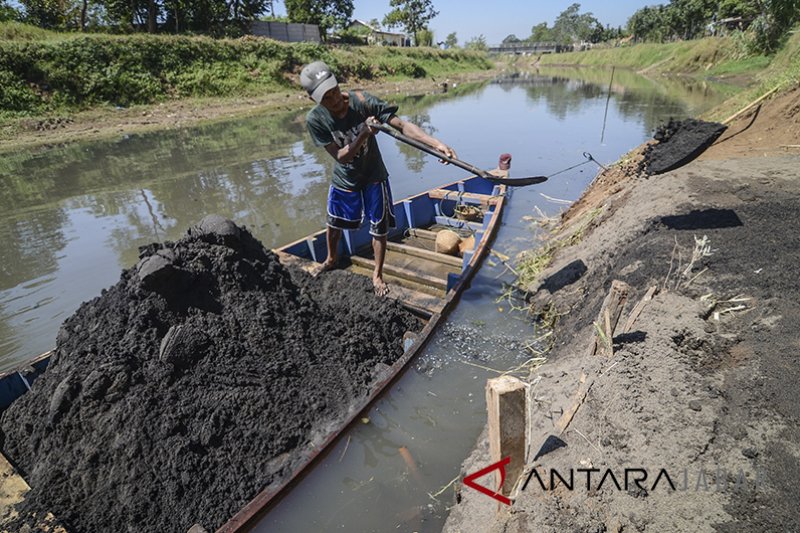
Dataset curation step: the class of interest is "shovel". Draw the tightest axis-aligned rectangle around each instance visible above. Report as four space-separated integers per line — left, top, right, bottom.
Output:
371 123 548 187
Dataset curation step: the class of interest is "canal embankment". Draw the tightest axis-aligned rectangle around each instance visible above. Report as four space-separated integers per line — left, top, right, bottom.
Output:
443 83 800 532
0 22 495 152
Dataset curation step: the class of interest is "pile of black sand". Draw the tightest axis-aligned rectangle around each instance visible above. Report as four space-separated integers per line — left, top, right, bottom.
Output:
642 118 727 175
0 215 420 532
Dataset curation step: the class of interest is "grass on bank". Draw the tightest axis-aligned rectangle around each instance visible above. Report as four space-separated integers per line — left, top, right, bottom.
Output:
703 29 800 123
532 28 800 122
515 207 604 292
0 21 492 119
0 20 67 41
536 37 772 79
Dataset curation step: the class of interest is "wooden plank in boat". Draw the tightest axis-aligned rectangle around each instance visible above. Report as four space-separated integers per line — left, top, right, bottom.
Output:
386 241 462 268
274 250 317 275
382 250 459 280
0 452 67 532
433 216 484 232
406 228 438 241
347 264 445 298
345 263 445 298
382 283 444 316
349 256 448 292
428 189 501 207
398 235 436 252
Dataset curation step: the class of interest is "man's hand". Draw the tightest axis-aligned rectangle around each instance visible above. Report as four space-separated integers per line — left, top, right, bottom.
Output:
364 116 380 136
434 142 457 163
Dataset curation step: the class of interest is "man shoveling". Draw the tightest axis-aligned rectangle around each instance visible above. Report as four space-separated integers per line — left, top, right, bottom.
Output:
300 61 456 296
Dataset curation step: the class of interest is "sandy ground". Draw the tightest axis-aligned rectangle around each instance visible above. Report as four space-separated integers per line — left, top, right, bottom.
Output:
0 70 499 153
443 87 800 532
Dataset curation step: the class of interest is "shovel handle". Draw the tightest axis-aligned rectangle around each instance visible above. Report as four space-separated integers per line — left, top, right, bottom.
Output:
371 123 492 179
371 122 548 187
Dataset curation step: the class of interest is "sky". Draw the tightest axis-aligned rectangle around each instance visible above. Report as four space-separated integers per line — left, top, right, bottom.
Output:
275 1 662 45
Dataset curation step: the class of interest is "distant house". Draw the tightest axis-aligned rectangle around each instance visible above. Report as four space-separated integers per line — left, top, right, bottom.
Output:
348 20 408 46
708 17 754 36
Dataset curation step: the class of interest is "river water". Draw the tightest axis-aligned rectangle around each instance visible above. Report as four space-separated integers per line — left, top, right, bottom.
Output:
0 68 727 531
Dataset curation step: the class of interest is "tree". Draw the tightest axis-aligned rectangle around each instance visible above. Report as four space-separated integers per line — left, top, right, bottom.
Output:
0 1 20 21
502 34 520 43
751 0 800 52
627 5 665 41
19 0 96 28
382 0 438 43
416 28 433 46
529 22 553 42
285 0 354 37
444 31 457 48
551 3 601 44
717 0 759 19
464 34 487 51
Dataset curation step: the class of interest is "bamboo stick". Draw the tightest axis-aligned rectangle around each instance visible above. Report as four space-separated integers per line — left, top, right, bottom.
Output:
722 85 781 125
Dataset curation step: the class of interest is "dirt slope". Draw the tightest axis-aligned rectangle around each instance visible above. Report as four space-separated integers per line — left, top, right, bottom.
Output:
444 87 800 532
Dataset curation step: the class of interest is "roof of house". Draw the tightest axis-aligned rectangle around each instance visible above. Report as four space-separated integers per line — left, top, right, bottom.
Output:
348 19 405 37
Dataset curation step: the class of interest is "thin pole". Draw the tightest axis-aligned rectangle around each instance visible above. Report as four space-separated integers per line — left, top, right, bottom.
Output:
600 66 615 144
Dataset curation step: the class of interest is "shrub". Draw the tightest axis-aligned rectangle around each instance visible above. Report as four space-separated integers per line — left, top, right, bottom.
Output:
0 33 489 114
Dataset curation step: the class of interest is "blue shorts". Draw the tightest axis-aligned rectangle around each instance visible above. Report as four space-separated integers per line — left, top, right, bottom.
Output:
327 181 396 237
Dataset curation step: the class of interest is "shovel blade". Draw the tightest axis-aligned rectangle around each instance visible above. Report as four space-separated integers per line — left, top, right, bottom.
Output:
484 175 548 187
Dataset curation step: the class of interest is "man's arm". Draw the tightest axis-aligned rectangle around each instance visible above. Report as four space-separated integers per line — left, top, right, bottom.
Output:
324 121 378 164
386 115 457 160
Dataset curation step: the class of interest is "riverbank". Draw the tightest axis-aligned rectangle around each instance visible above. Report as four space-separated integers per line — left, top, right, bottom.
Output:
443 85 800 531
0 24 495 152
531 31 800 125
0 68 498 153
5 30 798 154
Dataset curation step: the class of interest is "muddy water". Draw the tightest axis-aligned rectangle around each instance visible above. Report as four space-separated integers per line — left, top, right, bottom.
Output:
0 69 726 530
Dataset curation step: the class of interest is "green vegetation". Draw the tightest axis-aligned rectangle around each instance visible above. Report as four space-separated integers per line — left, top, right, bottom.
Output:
516 207 603 291
532 28 800 123
382 0 438 38
703 29 800 122
464 34 487 51
0 23 491 118
628 0 799 54
537 37 772 77
283 0 354 36
0 19 58 40
513 3 623 47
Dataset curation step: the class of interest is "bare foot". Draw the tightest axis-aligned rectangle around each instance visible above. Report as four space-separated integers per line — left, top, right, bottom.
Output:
373 277 390 297
312 259 336 277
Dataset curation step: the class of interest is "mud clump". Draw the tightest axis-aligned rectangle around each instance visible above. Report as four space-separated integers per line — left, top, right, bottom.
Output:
642 118 727 175
0 216 420 532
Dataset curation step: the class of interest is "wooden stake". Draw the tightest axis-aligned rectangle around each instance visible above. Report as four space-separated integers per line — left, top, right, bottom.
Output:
589 280 631 356
486 376 528 501
556 371 593 434
623 286 658 333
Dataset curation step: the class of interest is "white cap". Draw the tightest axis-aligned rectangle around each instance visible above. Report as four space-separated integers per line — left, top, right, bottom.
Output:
300 61 339 104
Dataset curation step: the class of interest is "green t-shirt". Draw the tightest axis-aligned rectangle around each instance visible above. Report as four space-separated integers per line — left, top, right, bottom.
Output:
306 90 398 191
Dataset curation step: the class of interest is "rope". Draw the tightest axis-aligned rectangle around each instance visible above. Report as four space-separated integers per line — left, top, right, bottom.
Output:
546 151 608 179
583 151 608 171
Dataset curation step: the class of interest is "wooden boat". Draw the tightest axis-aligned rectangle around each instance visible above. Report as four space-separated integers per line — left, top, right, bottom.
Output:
275 172 508 317
0 167 510 533
221 170 510 532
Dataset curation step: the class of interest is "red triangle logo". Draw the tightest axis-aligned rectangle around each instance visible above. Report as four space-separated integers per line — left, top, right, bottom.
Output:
463 456 512 506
